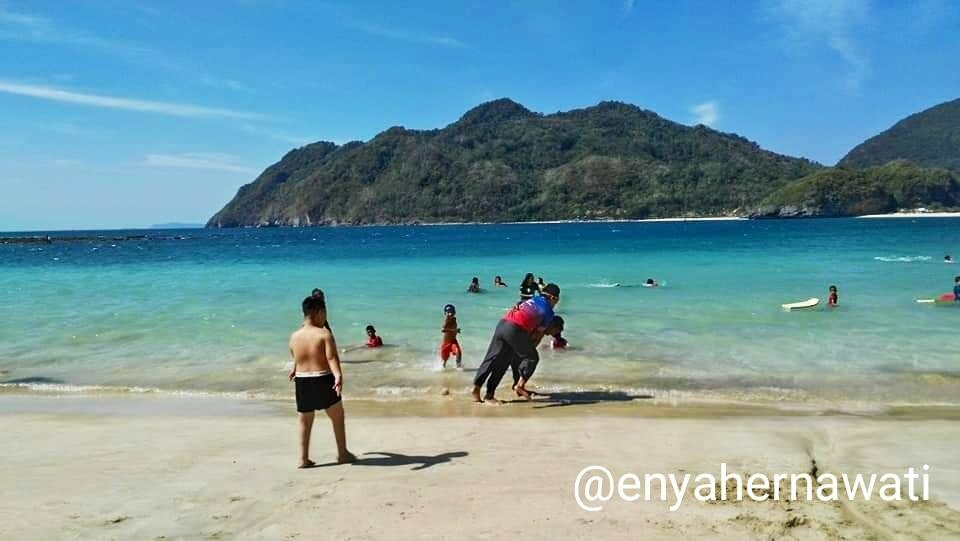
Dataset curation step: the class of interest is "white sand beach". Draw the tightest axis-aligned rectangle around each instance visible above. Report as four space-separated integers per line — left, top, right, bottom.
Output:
857 211 960 219
1 395 958 540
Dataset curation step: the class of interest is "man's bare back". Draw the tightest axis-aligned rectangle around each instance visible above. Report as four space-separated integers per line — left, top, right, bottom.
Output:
289 323 337 376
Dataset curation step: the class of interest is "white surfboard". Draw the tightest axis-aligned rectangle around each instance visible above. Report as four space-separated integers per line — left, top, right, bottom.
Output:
782 297 820 311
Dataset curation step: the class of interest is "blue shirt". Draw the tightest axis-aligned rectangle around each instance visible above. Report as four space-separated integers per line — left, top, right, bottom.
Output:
504 295 555 332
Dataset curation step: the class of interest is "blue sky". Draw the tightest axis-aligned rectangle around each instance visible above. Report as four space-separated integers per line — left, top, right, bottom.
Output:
1 0 958 230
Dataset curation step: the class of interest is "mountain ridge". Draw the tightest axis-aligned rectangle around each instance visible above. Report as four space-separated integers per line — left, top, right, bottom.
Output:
838 98 960 171
209 98 820 227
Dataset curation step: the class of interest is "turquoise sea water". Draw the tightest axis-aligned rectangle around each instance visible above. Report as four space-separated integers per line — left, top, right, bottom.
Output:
1 219 959 408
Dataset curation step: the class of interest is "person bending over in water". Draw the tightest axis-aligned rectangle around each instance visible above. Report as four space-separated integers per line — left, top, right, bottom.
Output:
288 295 354 468
827 285 839 308
365 325 383 348
472 283 560 403
508 315 565 397
467 277 481 293
519 273 539 302
440 304 463 369
494 275 508 288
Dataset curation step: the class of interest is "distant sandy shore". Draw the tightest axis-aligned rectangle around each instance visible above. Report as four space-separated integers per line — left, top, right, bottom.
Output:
857 211 960 219
1 395 958 539
413 216 746 227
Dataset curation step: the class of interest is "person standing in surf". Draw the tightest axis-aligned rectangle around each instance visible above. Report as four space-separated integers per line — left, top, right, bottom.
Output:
472 283 560 403
519 273 539 303
311 288 333 331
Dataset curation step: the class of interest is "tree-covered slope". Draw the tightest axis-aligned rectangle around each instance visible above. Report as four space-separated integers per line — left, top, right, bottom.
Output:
208 99 820 227
838 98 960 171
751 161 960 218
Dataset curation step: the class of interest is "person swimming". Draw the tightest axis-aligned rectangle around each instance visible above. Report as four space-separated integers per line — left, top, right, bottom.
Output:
494 275 508 288
519 273 539 302
946 255 954 264
467 277 481 293
642 278 658 288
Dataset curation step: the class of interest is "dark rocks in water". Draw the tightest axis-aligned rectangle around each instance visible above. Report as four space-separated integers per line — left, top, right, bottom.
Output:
1 234 150 244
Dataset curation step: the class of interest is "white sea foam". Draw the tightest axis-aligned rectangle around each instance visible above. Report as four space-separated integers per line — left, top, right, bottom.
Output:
874 255 932 263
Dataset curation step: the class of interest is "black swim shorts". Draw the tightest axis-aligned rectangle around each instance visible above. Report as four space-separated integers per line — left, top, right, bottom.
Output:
295 374 342 412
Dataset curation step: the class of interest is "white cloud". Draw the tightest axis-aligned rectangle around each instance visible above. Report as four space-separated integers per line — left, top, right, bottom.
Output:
239 123 355 147
0 80 265 120
143 153 259 175
50 159 82 167
770 0 870 93
691 100 719 127
0 6 180 70
359 24 465 48
0 6 251 92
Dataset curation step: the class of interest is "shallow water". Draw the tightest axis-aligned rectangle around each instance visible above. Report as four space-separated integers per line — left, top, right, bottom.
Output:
1 219 959 407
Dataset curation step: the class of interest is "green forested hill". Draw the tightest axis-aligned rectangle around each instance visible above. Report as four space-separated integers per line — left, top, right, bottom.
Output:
838 98 960 171
207 99 819 226
751 161 960 218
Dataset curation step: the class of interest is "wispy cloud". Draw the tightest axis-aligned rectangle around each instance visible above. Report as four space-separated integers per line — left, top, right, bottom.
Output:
691 100 719 127
358 24 465 48
0 6 180 70
0 6 250 92
0 80 265 120
769 0 870 94
239 123 356 147
143 153 259 175
623 0 636 12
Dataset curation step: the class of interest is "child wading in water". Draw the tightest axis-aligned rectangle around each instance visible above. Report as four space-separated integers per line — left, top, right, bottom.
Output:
827 285 839 308
288 295 354 468
440 304 463 369
365 325 383 348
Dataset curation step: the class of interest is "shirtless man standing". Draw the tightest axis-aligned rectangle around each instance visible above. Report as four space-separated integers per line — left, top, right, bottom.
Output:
289 295 355 468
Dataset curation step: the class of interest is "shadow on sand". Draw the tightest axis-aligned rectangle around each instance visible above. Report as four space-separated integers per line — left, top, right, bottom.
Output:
315 451 469 470
1 376 66 385
525 390 654 409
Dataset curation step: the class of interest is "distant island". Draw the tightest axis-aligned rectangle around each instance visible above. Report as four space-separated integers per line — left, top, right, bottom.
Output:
208 98 960 227
151 222 205 229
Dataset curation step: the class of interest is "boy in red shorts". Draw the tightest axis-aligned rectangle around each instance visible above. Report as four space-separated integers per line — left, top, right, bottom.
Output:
439 304 463 369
